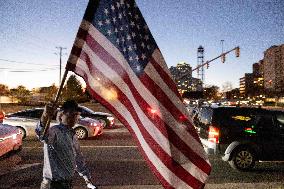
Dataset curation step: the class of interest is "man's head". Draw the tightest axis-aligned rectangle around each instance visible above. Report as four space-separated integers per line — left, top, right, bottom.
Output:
58 100 81 127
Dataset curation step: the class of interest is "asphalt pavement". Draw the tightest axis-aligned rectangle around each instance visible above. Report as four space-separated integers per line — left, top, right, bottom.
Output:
0 125 284 189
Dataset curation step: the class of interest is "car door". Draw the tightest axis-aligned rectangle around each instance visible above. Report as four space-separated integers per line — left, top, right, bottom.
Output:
255 114 281 160
19 109 41 136
274 113 284 160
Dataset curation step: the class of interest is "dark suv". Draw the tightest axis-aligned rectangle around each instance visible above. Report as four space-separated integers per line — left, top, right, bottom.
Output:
194 106 284 171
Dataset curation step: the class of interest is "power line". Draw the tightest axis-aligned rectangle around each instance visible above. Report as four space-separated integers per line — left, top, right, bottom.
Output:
0 58 58 67
0 67 58 72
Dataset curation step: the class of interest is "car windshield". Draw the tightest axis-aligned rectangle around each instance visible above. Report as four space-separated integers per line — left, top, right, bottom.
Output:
276 114 284 125
79 106 96 114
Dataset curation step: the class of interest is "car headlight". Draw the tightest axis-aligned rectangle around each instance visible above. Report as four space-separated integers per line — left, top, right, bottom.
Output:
107 117 114 121
91 122 98 126
12 134 17 139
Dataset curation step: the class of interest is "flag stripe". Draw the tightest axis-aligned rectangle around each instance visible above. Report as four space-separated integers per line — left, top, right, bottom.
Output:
85 85 175 189
79 25 210 165
69 1 211 187
141 63 201 141
75 37 210 179
74 60 195 188
148 56 182 100
151 49 175 83
78 42 210 178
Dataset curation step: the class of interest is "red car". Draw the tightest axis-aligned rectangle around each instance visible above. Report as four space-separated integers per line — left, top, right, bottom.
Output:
0 124 23 157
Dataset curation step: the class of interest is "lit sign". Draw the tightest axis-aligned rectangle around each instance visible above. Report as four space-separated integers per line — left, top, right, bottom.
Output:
244 127 256 134
232 116 251 121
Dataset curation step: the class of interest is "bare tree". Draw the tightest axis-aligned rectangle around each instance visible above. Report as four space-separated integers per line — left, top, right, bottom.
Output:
222 81 233 92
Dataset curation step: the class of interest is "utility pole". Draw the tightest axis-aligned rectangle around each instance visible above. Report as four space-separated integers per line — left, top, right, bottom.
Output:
221 40 224 53
55 47 67 86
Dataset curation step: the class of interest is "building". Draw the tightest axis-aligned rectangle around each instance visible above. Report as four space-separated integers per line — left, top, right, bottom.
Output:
252 62 261 76
169 62 202 94
0 96 19 103
263 44 284 96
252 62 264 97
239 73 254 97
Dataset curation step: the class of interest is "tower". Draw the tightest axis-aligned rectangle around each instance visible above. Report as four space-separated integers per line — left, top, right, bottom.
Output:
197 46 205 83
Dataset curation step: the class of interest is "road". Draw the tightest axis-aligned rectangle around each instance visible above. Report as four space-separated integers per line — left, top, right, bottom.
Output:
0 125 284 189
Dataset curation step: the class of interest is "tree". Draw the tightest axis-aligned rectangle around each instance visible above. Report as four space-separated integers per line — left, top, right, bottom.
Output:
10 85 31 103
62 75 86 102
222 81 233 92
38 84 58 102
0 84 9 95
182 91 204 99
204 85 219 100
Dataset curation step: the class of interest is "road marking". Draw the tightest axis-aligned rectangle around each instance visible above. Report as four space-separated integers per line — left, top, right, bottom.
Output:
0 163 42 176
15 163 41 171
81 145 138 148
23 145 138 149
104 128 128 133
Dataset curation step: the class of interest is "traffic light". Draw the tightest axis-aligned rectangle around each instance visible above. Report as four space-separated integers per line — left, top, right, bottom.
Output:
206 63 209 69
235 47 240 57
221 54 226 63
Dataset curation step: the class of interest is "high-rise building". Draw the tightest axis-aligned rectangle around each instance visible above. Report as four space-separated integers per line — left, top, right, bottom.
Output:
239 73 254 97
252 62 264 97
169 62 202 94
252 62 261 76
263 44 284 96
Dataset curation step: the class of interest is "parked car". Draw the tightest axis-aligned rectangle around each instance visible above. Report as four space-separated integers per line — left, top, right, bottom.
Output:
0 123 23 157
78 105 115 128
0 110 5 123
194 106 284 171
4 108 103 140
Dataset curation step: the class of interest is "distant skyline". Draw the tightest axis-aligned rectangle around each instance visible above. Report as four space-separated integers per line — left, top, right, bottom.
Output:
0 0 283 90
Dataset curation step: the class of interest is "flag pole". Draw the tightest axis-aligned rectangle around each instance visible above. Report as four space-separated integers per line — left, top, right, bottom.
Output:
41 68 69 137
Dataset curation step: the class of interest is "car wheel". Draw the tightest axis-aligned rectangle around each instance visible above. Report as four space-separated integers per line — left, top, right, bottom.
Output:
16 126 26 139
74 127 88 139
229 147 256 171
98 119 107 128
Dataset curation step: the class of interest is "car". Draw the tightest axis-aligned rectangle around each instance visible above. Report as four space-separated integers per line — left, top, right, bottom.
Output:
194 106 284 171
0 110 5 123
78 105 115 128
4 108 103 140
0 123 23 157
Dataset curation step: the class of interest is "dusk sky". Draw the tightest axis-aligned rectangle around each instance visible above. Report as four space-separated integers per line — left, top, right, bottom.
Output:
0 0 283 90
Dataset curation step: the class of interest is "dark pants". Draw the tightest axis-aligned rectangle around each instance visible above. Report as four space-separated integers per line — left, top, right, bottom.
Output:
50 180 72 189
41 178 72 189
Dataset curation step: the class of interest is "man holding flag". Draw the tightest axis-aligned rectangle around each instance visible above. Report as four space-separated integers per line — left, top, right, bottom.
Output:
36 100 98 189
46 0 211 188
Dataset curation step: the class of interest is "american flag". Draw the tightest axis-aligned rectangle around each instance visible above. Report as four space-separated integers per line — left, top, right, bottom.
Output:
67 0 211 188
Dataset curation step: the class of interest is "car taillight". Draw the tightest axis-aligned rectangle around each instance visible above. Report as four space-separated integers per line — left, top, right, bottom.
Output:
12 133 17 139
91 122 98 126
107 117 115 125
208 126 219 143
17 129 22 135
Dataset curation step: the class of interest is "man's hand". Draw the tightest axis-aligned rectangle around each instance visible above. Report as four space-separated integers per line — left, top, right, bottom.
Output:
83 175 98 189
40 102 57 127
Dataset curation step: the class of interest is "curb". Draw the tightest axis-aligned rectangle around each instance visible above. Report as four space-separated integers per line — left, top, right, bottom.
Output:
72 183 284 189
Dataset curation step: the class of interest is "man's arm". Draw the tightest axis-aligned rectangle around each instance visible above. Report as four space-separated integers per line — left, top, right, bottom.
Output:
73 136 97 189
35 103 57 142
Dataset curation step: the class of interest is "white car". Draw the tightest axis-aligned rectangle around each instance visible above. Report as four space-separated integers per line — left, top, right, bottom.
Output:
4 108 103 139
